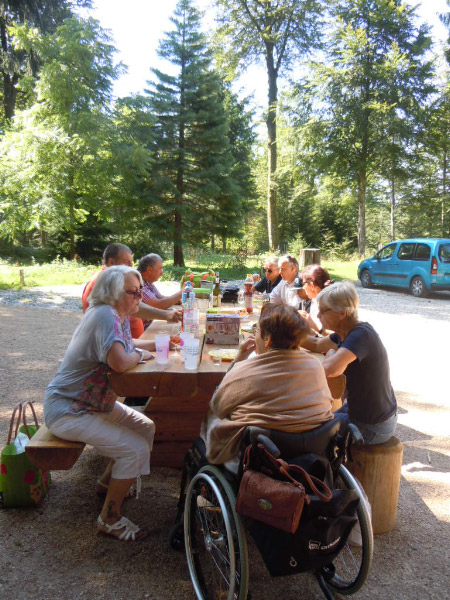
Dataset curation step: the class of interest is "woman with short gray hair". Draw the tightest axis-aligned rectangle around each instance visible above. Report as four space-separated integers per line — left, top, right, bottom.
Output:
44 266 157 541
302 280 397 444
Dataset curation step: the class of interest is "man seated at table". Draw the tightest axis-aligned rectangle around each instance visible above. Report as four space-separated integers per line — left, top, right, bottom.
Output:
137 253 183 328
253 256 282 294
82 244 181 339
270 254 307 309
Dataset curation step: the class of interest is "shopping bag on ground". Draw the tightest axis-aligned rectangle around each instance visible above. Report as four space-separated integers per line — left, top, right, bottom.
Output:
0 402 50 508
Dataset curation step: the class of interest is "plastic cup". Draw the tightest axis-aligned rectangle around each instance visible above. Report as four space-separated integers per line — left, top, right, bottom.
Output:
180 331 194 359
212 353 222 367
184 337 200 370
155 333 170 365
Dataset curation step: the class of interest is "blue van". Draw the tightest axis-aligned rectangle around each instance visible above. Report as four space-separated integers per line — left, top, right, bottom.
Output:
357 238 450 297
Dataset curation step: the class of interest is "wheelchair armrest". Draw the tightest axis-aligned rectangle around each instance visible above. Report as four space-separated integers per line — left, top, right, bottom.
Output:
348 423 364 445
256 434 280 459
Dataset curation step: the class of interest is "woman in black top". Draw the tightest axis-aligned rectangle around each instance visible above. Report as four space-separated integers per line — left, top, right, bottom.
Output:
302 280 397 444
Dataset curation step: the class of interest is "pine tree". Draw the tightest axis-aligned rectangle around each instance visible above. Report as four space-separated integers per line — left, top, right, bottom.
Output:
145 0 238 266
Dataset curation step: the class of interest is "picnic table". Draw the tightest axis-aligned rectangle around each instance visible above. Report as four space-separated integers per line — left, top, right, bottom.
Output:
108 310 345 469
108 313 245 468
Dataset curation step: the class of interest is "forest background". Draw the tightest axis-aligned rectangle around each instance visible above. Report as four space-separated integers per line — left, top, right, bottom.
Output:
1 0 450 270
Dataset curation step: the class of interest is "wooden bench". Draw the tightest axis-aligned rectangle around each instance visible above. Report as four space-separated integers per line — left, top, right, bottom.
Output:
25 425 85 471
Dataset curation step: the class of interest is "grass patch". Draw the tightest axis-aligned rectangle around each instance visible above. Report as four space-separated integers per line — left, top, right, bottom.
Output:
0 260 96 289
0 254 360 289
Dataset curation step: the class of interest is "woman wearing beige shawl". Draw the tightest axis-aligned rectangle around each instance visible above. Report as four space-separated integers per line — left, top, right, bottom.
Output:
204 303 334 464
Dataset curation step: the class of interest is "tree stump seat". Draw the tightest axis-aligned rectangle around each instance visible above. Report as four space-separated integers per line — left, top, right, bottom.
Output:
25 425 85 471
347 436 403 535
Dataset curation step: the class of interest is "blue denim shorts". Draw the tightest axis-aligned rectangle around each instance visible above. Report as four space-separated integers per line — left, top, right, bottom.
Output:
336 404 398 445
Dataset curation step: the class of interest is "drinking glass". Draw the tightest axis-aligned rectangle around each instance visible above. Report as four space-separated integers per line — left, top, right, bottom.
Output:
155 333 170 365
170 323 181 357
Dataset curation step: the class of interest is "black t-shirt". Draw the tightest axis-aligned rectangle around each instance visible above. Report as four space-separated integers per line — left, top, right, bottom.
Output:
330 322 396 425
254 274 282 294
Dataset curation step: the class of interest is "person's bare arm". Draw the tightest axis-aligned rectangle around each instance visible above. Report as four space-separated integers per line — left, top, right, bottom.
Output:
135 302 182 322
323 347 357 377
144 291 182 310
106 341 153 373
301 334 337 354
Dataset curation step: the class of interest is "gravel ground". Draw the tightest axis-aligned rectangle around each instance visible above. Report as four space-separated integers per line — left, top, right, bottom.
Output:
0 281 449 600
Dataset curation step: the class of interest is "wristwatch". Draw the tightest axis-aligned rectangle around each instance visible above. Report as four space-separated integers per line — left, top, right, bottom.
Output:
134 348 144 361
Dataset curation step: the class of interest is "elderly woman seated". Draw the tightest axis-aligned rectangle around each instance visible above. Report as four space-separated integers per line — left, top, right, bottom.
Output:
302 280 397 445
203 302 334 468
44 266 157 542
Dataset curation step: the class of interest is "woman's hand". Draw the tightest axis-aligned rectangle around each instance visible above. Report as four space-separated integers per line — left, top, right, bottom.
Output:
140 349 154 361
235 334 256 362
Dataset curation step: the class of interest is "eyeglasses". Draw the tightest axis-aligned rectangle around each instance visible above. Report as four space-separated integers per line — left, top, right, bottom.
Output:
125 287 143 300
265 268 278 274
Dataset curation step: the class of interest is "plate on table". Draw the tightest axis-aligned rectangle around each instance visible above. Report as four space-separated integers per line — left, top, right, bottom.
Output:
208 349 238 362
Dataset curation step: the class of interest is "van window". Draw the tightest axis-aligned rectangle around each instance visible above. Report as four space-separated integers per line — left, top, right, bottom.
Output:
438 243 450 263
414 244 431 261
398 243 415 260
377 244 396 260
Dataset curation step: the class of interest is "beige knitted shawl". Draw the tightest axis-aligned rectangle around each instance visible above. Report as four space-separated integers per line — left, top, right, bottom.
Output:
205 349 334 464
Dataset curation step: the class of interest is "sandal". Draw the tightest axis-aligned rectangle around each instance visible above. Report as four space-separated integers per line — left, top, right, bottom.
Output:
95 476 141 499
97 515 147 541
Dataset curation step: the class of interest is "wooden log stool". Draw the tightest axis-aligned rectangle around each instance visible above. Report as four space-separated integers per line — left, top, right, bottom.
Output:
347 436 403 535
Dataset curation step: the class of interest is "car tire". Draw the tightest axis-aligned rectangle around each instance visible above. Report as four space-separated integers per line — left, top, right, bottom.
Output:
360 269 373 288
410 276 428 298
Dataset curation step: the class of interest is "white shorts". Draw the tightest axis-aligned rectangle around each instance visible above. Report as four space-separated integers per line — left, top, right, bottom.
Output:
50 402 155 479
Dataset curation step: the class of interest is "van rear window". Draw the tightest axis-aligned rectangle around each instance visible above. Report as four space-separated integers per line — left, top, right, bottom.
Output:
414 244 431 261
438 243 450 263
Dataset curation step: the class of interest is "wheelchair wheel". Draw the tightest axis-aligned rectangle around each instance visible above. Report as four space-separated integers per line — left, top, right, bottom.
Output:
319 464 373 595
184 465 249 600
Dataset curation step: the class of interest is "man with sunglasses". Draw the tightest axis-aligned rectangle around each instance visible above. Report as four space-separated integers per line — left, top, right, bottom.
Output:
253 257 282 294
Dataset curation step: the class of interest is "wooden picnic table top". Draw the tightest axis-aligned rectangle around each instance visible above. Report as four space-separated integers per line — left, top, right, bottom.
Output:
108 309 259 398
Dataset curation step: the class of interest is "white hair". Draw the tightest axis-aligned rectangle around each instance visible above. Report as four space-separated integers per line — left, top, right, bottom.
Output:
317 280 359 319
88 265 143 307
265 256 279 267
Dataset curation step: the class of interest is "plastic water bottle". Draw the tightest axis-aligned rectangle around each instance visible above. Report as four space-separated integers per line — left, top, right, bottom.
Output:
183 290 200 337
182 281 192 304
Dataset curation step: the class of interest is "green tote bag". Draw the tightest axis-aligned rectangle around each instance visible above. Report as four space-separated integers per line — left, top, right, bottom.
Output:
0 403 50 508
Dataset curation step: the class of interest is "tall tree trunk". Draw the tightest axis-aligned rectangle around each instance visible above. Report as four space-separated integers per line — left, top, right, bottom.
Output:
357 170 367 257
390 178 395 241
265 46 279 251
69 196 75 259
442 151 447 237
2 72 18 122
211 235 215 252
174 119 185 267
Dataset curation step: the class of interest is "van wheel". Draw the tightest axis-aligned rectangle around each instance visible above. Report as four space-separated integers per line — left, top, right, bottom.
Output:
410 276 428 298
360 270 372 288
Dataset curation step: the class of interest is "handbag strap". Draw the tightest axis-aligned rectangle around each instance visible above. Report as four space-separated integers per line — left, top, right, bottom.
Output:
278 462 332 502
243 443 332 503
22 401 40 438
6 404 23 445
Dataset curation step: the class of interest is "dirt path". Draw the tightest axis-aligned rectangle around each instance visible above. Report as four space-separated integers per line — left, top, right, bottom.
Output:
0 285 449 599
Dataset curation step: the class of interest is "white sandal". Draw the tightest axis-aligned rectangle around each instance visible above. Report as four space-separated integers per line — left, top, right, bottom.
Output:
97 515 146 541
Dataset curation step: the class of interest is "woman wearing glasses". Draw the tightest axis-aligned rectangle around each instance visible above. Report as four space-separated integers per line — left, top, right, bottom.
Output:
44 266 156 541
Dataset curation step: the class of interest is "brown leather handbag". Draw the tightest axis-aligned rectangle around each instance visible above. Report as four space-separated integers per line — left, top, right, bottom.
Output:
236 444 332 534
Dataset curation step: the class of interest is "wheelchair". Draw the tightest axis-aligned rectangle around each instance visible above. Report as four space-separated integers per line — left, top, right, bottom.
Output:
169 414 373 600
